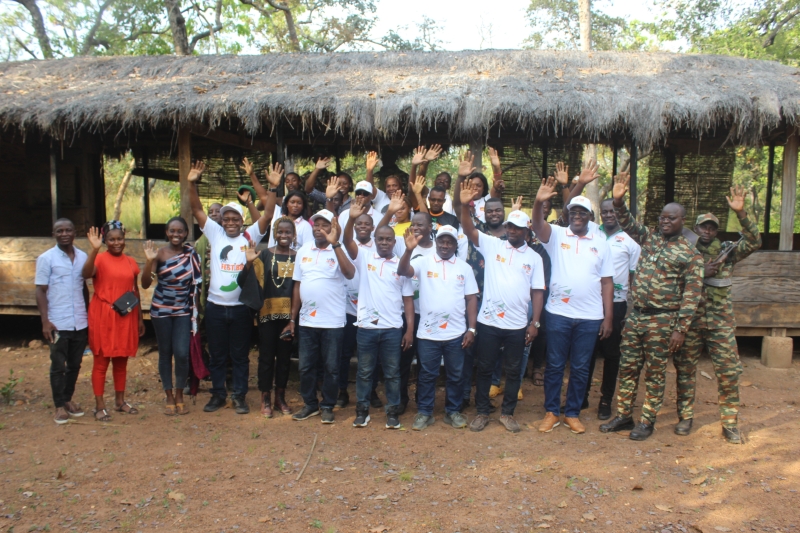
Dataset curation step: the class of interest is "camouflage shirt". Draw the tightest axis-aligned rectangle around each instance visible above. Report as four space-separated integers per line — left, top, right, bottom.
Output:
692 214 761 329
615 202 704 333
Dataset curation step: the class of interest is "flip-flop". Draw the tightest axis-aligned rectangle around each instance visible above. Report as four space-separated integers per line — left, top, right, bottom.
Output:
164 404 176 416
175 403 189 416
115 401 139 415
532 369 545 387
94 408 111 422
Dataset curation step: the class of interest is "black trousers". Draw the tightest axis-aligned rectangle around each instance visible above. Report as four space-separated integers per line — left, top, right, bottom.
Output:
587 301 628 403
399 313 420 406
257 319 292 392
50 328 87 408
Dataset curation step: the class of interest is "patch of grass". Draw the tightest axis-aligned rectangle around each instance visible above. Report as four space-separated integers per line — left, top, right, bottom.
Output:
251 430 260 439
277 502 286 510
310 519 323 529
399 471 413 482
111 488 121 495
1 369 22 405
211 432 222 442
278 458 289 473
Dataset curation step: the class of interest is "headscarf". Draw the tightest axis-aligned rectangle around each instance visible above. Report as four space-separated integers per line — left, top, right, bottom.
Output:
100 220 125 243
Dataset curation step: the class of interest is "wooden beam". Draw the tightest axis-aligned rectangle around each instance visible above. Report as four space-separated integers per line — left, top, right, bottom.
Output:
469 139 484 178
132 168 179 182
764 143 775 237
629 141 638 217
178 127 194 241
193 129 276 153
141 149 150 239
49 143 59 225
780 132 798 250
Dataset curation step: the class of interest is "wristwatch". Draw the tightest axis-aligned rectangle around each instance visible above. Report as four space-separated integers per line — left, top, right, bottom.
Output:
532 321 541 328
268 187 278 193
468 327 477 336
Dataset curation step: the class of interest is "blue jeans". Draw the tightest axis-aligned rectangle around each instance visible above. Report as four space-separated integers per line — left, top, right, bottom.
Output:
152 315 191 391
205 302 253 399
475 323 527 416
356 328 402 412
298 326 343 410
340 314 358 390
543 310 603 418
417 337 465 416
462 343 474 402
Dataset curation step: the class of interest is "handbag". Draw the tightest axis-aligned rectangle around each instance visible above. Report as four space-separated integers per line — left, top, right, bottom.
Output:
111 257 139 316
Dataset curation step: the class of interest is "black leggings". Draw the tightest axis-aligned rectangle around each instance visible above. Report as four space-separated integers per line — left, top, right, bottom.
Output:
257 319 292 392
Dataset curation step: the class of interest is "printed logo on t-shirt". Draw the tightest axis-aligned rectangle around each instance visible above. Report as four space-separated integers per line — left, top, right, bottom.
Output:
426 271 439 278
368 264 377 272
358 307 381 327
550 284 573 305
456 274 465 286
302 257 313 263
422 312 450 335
300 301 318 320
589 246 599 257
615 235 625 242
522 264 532 275
481 300 507 323
560 243 571 250
495 255 506 263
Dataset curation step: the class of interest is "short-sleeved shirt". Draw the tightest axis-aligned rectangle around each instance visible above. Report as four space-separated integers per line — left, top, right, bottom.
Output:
603 227 642 302
268 207 314 250
344 240 374 317
427 191 455 215
472 194 493 223
201 218 266 306
35 245 88 331
353 248 409 330
338 205 384 238
400 244 437 315
477 232 545 329
292 242 347 328
542 225 614 320
406 253 478 341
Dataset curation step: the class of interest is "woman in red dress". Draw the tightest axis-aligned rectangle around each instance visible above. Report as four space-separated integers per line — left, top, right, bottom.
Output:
82 221 145 421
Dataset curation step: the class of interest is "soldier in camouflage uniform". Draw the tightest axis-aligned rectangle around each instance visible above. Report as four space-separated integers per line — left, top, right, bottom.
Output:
600 172 704 441
672 186 761 444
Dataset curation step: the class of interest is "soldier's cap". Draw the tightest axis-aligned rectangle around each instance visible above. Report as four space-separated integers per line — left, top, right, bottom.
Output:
695 213 720 227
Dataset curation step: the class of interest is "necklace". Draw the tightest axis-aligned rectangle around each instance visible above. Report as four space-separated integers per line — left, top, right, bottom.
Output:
270 250 294 289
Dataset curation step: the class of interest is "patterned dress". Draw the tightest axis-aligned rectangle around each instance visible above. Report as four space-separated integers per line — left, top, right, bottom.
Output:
150 244 202 332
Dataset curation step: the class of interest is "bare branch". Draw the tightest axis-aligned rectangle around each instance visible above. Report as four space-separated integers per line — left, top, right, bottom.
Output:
10 0 53 58
14 36 39 59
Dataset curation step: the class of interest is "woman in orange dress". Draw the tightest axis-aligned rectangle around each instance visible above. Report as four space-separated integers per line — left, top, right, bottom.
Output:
82 221 145 421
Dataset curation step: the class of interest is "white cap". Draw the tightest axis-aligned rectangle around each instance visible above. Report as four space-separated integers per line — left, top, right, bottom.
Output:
354 181 374 195
219 202 244 218
504 210 530 228
309 209 335 223
435 225 459 241
565 195 592 213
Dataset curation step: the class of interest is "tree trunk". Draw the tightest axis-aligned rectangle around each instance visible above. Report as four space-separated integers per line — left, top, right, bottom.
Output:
164 0 191 56
578 0 601 218
112 157 137 222
12 0 53 58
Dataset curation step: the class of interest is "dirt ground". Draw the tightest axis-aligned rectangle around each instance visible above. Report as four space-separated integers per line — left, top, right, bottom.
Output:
0 318 798 533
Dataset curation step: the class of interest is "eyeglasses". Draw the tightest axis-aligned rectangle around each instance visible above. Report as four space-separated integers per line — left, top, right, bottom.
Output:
568 210 590 219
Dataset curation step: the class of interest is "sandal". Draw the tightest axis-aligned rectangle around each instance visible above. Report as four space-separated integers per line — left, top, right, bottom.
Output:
175 403 189 416
532 368 545 387
164 404 176 416
94 408 112 422
115 401 139 415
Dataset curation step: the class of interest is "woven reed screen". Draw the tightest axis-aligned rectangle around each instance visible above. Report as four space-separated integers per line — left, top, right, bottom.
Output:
498 144 585 210
644 147 735 229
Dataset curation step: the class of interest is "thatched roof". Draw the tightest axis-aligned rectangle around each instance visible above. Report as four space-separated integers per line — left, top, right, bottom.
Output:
1 50 798 147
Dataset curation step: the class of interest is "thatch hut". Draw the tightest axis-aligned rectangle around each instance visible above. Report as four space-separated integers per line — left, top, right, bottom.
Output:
0 50 798 355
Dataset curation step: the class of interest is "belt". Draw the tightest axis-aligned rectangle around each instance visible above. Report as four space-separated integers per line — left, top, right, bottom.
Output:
703 277 732 288
634 306 681 315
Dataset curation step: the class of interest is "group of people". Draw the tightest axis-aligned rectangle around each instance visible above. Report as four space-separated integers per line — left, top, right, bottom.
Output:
36 146 760 444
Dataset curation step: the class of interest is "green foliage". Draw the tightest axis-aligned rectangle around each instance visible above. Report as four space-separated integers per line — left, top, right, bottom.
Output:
0 369 22 405
524 0 634 50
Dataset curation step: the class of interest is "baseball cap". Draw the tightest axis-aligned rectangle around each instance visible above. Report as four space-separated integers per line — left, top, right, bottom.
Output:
236 185 257 205
219 202 244 218
565 195 592 213
695 213 720 227
309 209 335 223
354 181 374 195
435 225 459 241
504 210 531 228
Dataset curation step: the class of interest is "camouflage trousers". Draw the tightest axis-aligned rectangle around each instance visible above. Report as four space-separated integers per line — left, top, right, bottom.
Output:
616 310 674 425
673 326 741 428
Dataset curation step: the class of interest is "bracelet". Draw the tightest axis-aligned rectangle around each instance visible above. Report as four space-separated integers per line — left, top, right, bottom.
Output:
289 319 295 323
268 187 278 193
331 242 342 249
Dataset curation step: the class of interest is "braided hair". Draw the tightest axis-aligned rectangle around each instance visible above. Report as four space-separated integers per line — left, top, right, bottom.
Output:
100 220 125 243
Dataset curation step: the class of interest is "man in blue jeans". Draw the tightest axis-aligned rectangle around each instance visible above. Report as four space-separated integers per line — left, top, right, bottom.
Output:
343 196 414 428
287 209 355 424
532 165 614 435
399 225 478 430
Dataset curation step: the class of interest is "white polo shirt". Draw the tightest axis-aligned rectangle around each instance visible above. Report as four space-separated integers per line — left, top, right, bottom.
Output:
604 227 641 302
202 219 266 306
399 243 437 315
344 240 374 317
477 232 546 330
338 205 384 238
542 225 614 320
406 253 478 341
292 242 348 328
267 211 313 250
353 248 409 329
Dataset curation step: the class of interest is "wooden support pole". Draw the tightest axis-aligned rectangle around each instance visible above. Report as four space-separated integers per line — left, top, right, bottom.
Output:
764 143 775 239
142 149 150 239
469 139 484 178
50 143 60 226
612 140 618 177
178 127 194 241
541 140 548 181
629 141 638 217
779 132 798 251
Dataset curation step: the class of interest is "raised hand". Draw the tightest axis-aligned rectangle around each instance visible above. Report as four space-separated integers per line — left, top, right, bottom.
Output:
410 174 426 195
315 157 332 171
366 151 380 171
535 176 559 203
325 176 340 199
87 227 103 250
245 240 258 264
554 161 569 186
494 178 506 194
578 158 600 185
387 190 406 214
458 151 476 178
403 227 422 251
511 195 523 212
349 195 368 219
411 146 426 166
611 171 630 202
237 189 253 205
322 217 342 245
424 144 443 162
187 161 206 183
726 185 746 214
459 179 479 204
488 147 501 170
240 157 255 177
143 241 158 261
265 162 284 188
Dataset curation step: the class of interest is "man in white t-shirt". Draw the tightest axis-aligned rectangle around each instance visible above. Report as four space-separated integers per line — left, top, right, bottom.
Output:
460 183 545 433
532 172 615 435
287 209 356 424
338 181 386 236
587 199 641 421
398 225 478 431
188 161 274 415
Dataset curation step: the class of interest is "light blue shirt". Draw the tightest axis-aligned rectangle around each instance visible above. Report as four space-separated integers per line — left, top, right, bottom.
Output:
35 245 88 331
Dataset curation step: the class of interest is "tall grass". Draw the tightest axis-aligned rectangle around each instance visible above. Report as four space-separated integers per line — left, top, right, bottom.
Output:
105 189 176 237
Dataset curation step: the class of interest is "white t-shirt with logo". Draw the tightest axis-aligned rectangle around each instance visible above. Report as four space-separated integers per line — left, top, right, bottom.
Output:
604 228 641 302
292 242 348 328
472 193 493 223
344 240 374 317
353 248 410 330
542 225 615 320
202 218 266 306
406 253 478 341
399 243 437 315
477 232 546 330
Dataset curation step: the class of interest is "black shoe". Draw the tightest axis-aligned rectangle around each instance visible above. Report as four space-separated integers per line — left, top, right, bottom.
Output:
397 401 408 415
320 408 335 424
629 422 654 441
599 416 635 433
336 389 349 408
674 418 693 436
292 405 320 421
723 426 742 444
386 407 400 429
353 408 370 427
370 391 383 409
231 396 249 415
597 401 612 421
203 395 226 413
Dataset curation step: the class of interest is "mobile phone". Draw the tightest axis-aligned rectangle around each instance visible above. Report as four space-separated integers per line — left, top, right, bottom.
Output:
51 331 60 344
279 330 293 340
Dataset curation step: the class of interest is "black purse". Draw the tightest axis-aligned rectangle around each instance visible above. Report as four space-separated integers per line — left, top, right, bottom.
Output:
111 257 139 316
